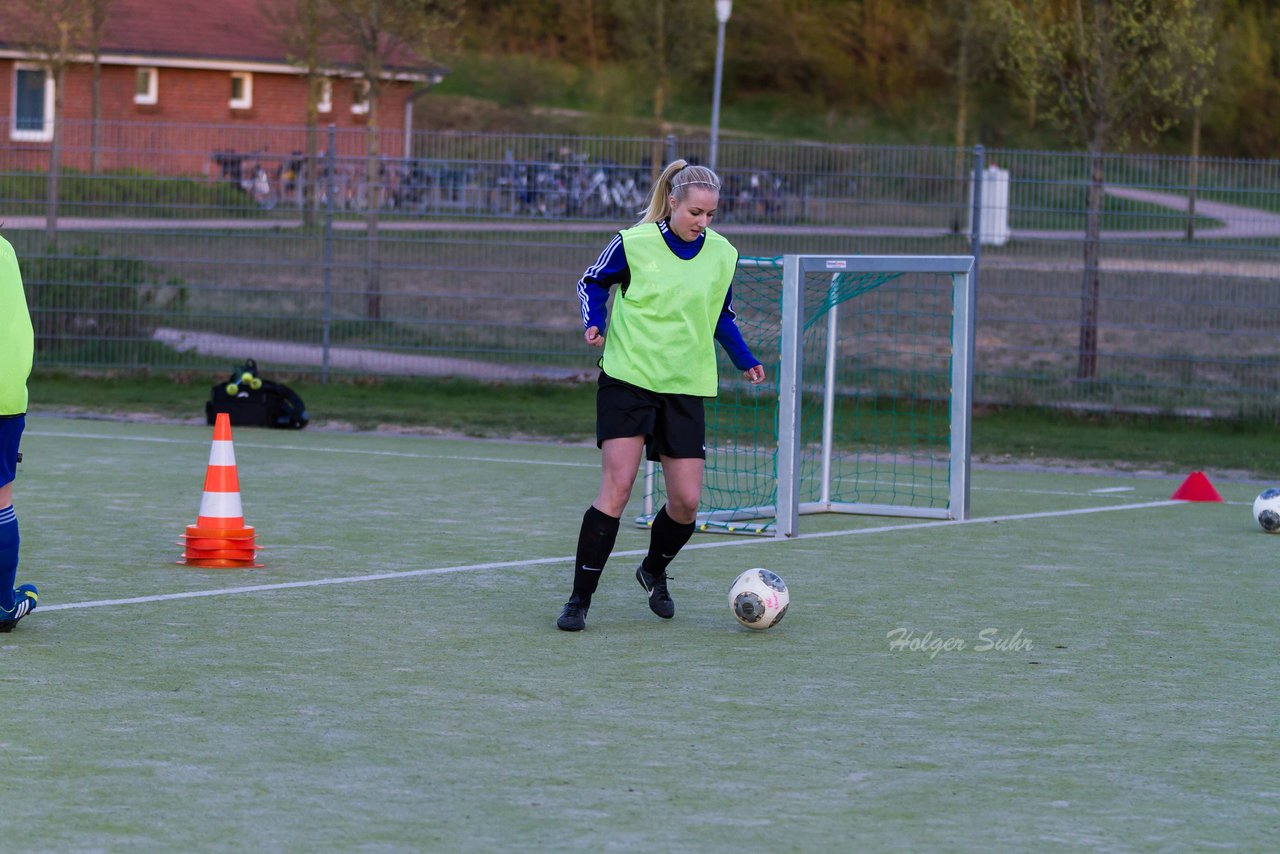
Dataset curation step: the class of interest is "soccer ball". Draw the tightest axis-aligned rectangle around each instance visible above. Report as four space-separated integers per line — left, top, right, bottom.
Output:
1253 488 1280 533
729 568 790 630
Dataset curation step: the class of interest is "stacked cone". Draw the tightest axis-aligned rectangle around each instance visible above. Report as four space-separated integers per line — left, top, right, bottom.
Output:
179 412 263 568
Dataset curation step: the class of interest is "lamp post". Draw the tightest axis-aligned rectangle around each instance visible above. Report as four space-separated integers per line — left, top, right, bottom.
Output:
709 0 732 171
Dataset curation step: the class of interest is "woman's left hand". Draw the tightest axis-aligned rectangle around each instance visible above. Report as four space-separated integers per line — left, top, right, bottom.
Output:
744 365 766 385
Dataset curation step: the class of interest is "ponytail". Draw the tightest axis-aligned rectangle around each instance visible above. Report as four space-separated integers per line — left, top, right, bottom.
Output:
636 160 722 225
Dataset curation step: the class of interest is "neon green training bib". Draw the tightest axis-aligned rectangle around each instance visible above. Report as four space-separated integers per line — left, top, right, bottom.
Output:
0 236 34 416
602 224 737 397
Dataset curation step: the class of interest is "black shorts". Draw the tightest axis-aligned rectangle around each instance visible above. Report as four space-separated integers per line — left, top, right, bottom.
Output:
596 372 706 462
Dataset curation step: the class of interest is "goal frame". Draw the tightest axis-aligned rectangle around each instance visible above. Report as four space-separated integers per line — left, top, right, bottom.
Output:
641 254 976 538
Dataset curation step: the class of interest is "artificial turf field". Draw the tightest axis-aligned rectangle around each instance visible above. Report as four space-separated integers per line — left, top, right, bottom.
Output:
3 415 1277 852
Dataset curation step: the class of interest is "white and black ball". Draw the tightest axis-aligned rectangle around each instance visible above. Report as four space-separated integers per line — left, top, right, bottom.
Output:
729 568 790 630
1253 488 1280 533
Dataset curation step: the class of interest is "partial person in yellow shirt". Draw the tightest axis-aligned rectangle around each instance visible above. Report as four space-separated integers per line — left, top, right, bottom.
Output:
0 234 39 631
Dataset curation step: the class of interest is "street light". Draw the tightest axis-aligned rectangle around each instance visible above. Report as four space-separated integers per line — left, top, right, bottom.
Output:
709 0 732 171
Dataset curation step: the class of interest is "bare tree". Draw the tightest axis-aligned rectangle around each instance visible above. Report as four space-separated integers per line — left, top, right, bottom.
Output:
998 0 1218 379
86 0 110 175
553 0 602 78
931 0 1003 233
326 0 460 320
609 0 711 177
1 0 93 240
263 0 332 226
1173 1 1221 241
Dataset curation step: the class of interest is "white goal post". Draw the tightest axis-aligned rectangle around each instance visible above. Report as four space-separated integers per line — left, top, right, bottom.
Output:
775 254 975 537
640 254 977 538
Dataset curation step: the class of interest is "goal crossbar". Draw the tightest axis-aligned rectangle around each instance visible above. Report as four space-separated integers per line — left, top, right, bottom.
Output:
640 253 976 538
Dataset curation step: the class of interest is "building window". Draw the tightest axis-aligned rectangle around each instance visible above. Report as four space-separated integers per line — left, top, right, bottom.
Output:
317 78 332 114
134 67 158 105
11 64 54 142
230 72 253 109
351 79 369 115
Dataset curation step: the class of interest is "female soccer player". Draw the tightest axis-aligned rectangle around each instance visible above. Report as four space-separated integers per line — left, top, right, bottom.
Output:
0 234 39 632
557 159 765 631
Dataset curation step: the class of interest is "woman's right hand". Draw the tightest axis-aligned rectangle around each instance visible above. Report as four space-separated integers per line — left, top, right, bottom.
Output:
584 326 605 347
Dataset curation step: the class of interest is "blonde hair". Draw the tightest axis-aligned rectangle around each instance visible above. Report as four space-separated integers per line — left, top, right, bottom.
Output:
636 160 722 225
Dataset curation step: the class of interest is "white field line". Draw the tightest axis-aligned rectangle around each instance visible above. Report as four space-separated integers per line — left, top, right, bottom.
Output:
26 430 1152 497
26 430 597 468
40 499 1186 614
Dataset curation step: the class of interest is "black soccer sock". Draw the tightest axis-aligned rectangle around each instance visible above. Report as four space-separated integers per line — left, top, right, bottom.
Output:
644 504 696 577
572 505 620 601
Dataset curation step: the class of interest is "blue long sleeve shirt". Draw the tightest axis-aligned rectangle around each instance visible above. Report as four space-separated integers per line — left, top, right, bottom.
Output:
576 220 760 372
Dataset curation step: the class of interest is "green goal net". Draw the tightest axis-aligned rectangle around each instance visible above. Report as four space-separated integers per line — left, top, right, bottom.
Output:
640 254 975 537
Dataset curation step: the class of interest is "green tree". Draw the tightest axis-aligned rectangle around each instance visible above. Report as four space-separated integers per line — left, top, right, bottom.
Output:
997 0 1218 379
456 0 561 54
1207 1 1280 158
435 0 1280 157
728 0 928 118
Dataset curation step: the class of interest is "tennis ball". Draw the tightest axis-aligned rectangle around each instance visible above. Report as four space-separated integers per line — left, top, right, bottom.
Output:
241 372 255 383
249 377 263 390
225 383 240 395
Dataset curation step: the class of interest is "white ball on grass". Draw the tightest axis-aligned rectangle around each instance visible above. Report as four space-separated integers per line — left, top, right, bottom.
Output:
729 568 790 630
1253 488 1280 533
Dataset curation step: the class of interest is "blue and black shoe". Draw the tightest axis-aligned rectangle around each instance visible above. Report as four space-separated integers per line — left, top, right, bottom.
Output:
556 593 589 632
636 562 675 619
0 584 38 633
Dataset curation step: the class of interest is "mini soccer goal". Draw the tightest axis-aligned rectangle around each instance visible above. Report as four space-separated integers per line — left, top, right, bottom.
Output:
640 254 976 538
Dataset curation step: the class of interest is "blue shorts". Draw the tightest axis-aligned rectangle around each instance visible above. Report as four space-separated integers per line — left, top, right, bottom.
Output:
0 416 23 487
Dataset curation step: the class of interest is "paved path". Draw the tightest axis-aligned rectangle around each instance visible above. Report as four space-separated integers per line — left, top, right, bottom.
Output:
1104 185 1280 238
152 327 596 382
1011 185 1280 242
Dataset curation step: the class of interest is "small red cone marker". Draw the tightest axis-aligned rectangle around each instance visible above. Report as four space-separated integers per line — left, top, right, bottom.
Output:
1170 471 1224 502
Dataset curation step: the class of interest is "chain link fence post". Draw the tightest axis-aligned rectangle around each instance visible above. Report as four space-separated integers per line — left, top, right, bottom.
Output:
322 123 335 383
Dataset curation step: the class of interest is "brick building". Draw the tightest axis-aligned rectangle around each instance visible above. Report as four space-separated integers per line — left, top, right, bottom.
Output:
0 0 444 175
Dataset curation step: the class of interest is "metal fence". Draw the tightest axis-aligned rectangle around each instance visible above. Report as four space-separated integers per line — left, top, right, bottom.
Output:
3 119 1279 418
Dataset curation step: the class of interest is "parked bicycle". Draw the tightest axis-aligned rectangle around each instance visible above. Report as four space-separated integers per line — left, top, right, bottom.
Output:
211 148 282 210
213 146 802 222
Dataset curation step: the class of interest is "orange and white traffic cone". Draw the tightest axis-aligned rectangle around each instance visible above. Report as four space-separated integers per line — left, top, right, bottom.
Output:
178 412 263 568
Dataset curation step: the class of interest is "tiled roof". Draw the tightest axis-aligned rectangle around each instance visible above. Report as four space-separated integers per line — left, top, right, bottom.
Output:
6 0 435 75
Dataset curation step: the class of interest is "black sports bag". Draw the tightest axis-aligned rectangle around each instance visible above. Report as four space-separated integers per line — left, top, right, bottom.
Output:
206 360 309 429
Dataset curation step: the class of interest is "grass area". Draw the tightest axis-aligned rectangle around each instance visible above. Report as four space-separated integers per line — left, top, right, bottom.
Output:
970 405 1280 477
430 51 1054 150
1008 191 1222 232
8 418 1278 849
0 169 254 218
26 371 1280 479
29 371 599 441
